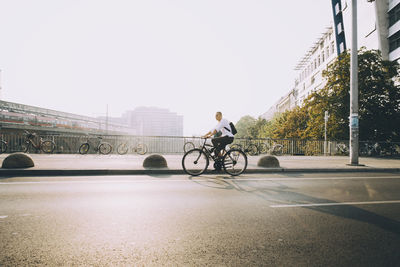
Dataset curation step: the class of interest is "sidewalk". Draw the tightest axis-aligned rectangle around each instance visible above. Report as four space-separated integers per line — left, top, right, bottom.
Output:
0 154 400 176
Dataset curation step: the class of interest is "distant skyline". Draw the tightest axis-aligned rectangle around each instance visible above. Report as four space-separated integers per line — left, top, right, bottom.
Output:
0 0 333 135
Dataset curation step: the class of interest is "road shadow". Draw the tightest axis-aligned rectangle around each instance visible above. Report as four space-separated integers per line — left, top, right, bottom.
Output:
188 175 400 236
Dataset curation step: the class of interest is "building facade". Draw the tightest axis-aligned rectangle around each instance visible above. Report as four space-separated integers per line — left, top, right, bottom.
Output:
122 107 183 136
262 0 400 120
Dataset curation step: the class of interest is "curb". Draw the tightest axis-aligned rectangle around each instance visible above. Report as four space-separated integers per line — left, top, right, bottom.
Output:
1 167 399 177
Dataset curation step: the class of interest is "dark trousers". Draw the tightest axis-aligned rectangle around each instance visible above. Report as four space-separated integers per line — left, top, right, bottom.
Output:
211 136 234 157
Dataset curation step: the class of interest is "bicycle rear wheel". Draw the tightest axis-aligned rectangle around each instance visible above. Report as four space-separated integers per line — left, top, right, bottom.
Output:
99 143 112 155
79 143 90 155
182 149 209 176
41 140 56 154
223 149 247 176
0 141 7 154
247 144 259 156
136 143 148 155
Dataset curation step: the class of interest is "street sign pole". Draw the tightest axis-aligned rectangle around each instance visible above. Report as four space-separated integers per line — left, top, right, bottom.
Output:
349 0 359 165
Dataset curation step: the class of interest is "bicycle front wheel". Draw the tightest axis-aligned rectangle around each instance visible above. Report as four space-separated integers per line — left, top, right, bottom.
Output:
136 143 148 155
22 142 30 153
79 143 90 155
272 144 283 156
117 143 129 155
183 142 195 153
0 141 7 154
223 149 247 176
99 143 112 155
41 141 56 154
182 149 209 176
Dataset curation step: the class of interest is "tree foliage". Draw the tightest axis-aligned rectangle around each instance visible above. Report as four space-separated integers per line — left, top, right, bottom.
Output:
237 48 400 141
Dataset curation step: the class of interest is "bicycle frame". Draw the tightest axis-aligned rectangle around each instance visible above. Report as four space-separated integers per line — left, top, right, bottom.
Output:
198 138 219 162
25 134 41 150
182 137 247 176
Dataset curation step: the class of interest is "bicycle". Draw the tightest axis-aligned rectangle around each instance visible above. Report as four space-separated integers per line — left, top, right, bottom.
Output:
336 142 349 155
359 142 381 157
0 135 8 154
183 137 203 153
183 137 196 153
230 139 259 156
79 136 112 155
265 142 284 156
117 142 148 155
182 137 247 176
21 130 56 154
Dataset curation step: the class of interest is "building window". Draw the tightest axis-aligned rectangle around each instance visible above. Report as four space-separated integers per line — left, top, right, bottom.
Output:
389 30 400 52
331 42 335 55
337 22 343 34
322 51 325 62
339 42 345 53
389 3 400 27
335 3 340 15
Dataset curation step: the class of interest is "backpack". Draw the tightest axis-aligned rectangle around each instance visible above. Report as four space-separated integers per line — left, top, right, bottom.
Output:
224 122 237 135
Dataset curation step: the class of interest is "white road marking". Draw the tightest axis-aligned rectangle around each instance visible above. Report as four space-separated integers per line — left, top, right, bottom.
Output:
270 200 400 208
0 175 400 185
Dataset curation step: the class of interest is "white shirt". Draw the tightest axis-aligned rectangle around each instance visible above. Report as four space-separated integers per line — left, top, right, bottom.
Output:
211 118 234 138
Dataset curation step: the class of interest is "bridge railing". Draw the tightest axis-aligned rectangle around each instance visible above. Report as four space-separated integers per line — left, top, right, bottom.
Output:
0 133 399 157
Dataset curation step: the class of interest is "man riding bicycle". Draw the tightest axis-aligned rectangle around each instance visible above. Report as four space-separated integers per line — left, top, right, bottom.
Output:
202 111 234 162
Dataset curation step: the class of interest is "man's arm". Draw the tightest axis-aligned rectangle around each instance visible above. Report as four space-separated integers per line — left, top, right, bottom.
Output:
202 129 217 138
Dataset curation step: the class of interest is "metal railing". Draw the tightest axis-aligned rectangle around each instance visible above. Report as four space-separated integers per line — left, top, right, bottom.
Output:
0 132 399 157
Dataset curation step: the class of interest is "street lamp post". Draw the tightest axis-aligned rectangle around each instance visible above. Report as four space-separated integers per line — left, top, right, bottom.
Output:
324 111 329 156
349 0 359 165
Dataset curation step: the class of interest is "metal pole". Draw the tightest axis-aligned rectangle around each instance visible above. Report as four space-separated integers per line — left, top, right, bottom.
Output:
106 104 109 134
324 111 329 156
349 0 359 165
0 69 2 100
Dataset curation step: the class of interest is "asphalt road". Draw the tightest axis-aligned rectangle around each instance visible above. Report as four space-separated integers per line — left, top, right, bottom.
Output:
1 172 400 266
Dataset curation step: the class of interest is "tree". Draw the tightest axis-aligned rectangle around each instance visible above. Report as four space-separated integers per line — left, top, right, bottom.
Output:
262 48 400 142
302 48 400 141
301 52 350 140
248 117 269 138
235 115 256 138
270 107 309 139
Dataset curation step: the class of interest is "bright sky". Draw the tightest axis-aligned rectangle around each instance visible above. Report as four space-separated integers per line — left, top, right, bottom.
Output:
0 0 332 136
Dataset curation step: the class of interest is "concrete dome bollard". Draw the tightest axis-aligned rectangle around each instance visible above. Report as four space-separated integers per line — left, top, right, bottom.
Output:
143 154 168 168
257 155 280 168
2 153 35 169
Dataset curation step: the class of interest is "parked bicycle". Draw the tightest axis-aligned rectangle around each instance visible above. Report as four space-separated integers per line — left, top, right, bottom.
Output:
0 135 8 154
359 142 381 157
183 139 196 153
264 142 284 156
336 142 349 155
183 137 204 153
21 130 56 154
79 136 112 155
182 137 247 176
230 139 259 156
117 142 148 155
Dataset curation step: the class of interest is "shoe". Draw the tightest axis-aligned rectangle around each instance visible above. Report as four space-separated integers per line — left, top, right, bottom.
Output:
211 168 222 173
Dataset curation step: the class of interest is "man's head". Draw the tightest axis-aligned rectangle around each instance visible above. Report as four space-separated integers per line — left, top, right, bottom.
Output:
215 111 222 121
